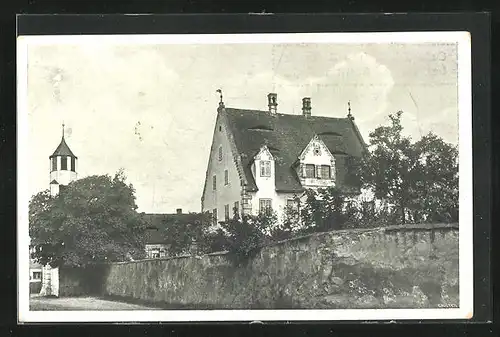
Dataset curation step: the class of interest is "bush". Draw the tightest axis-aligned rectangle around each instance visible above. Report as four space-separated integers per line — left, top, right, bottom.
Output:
216 213 276 265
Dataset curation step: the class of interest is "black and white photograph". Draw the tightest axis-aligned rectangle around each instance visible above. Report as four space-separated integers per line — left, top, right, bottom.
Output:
17 31 473 322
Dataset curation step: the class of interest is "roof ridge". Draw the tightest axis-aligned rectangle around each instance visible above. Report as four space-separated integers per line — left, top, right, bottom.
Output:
225 107 350 120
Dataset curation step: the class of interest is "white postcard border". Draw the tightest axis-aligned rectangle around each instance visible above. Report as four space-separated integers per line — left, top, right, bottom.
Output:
17 31 473 322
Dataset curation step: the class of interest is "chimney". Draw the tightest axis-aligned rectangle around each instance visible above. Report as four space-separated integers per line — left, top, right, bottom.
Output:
267 93 277 114
176 208 182 214
302 97 311 117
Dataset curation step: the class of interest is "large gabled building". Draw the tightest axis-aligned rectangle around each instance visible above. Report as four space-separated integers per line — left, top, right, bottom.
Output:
201 92 367 224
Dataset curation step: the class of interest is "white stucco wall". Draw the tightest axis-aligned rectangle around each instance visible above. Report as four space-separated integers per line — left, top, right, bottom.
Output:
248 147 301 223
202 114 242 223
298 136 336 189
50 183 59 197
40 265 59 297
145 244 169 258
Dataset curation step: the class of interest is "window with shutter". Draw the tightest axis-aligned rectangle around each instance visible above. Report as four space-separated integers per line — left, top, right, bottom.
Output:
260 161 271 177
305 164 315 178
321 165 331 179
218 146 223 161
224 169 229 185
259 199 272 215
287 199 299 211
212 175 216 190
224 204 230 220
213 208 218 224
233 201 239 216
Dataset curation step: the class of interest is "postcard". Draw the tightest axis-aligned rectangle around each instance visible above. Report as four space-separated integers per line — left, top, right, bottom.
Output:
18 30 472 322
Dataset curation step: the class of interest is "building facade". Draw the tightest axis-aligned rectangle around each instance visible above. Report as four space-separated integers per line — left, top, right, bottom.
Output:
201 93 367 224
29 260 43 294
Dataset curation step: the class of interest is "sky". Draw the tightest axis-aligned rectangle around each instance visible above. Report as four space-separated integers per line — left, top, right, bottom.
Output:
25 37 459 214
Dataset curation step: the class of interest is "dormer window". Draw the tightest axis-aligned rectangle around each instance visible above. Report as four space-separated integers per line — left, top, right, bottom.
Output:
248 125 274 132
318 131 342 137
260 160 271 177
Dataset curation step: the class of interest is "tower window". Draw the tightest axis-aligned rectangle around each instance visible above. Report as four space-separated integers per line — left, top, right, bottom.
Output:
71 157 76 172
212 175 217 191
51 157 57 171
218 146 223 161
224 169 229 185
61 157 68 170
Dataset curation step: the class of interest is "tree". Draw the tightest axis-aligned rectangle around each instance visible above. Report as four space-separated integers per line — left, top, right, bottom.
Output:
361 111 458 224
361 111 419 224
158 212 211 256
29 170 147 267
410 133 459 223
299 186 353 233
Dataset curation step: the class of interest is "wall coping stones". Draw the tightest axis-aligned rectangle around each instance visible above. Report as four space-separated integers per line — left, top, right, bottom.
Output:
98 222 458 266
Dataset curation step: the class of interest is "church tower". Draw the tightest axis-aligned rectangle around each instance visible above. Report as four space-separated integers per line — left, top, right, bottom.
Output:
49 124 77 197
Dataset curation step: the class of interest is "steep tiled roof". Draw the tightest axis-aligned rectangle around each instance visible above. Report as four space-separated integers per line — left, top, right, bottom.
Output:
143 213 205 245
30 260 42 269
49 137 77 159
223 108 366 192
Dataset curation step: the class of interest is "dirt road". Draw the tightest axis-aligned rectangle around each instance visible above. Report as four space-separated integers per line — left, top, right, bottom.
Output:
30 295 160 311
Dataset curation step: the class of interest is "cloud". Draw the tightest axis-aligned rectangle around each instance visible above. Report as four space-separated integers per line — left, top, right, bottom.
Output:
310 52 395 121
418 107 458 144
225 51 396 122
26 43 457 214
